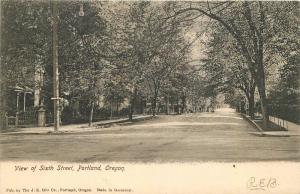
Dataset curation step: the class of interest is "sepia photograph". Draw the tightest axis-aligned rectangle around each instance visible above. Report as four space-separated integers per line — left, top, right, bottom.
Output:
0 1 299 193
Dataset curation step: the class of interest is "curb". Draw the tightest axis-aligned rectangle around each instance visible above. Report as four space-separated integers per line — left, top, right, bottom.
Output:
248 131 290 137
94 115 155 128
241 113 293 137
0 115 155 135
240 113 264 132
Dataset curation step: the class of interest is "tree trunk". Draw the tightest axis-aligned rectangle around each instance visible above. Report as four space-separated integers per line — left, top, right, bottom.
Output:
142 98 146 115
110 100 113 120
240 100 246 114
177 98 180 114
140 97 143 114
88 101 94 127
257 80 269 127
152 100 156 116
151 91 158 116
128 104 133 121
128 87 137 121
172 102 175 114
248 89 255 119
256 59 269 128
116 99 119 116
181 95 186 113
165 95 169 115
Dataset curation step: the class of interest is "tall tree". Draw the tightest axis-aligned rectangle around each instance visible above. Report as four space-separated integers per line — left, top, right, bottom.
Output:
169 1 299 127
57 2 111 126
202 25 256 118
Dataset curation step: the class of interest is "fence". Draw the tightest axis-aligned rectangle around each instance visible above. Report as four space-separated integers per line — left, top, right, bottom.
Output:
267 104 300 124
18 109 37 126
0 108 55 130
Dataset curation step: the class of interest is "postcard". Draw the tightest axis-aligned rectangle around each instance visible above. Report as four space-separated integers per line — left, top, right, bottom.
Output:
1 1 299 193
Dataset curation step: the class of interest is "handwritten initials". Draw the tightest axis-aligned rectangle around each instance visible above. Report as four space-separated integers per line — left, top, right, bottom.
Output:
247 177 277 191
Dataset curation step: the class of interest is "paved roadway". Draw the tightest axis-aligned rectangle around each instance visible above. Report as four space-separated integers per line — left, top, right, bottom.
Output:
0 108 299 162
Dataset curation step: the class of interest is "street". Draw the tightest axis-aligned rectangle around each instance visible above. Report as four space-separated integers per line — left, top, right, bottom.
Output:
1 108 299 162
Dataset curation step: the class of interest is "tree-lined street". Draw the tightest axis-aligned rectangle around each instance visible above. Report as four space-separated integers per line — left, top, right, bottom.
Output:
1 1 299 131
0 1 299 164
1 108 299 162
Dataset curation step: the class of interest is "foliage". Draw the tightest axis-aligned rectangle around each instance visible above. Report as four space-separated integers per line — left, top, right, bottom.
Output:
269 54 300 105
1 1 298 128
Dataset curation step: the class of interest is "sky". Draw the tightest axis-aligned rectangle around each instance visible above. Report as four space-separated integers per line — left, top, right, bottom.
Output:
184 16 213 67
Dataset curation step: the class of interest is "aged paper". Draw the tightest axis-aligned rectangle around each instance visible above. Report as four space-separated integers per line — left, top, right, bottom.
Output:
1 162 300 194
1 1 299 193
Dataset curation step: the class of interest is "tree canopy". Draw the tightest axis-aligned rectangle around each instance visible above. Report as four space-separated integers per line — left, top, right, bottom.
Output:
1 1 298 128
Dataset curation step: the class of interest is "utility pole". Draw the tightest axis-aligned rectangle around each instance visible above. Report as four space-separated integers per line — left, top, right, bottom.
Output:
52 1 60 131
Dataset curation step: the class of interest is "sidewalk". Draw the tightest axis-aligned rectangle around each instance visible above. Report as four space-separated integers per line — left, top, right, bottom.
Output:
262 116 300 136
0 115 154 135
245 114 300 137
